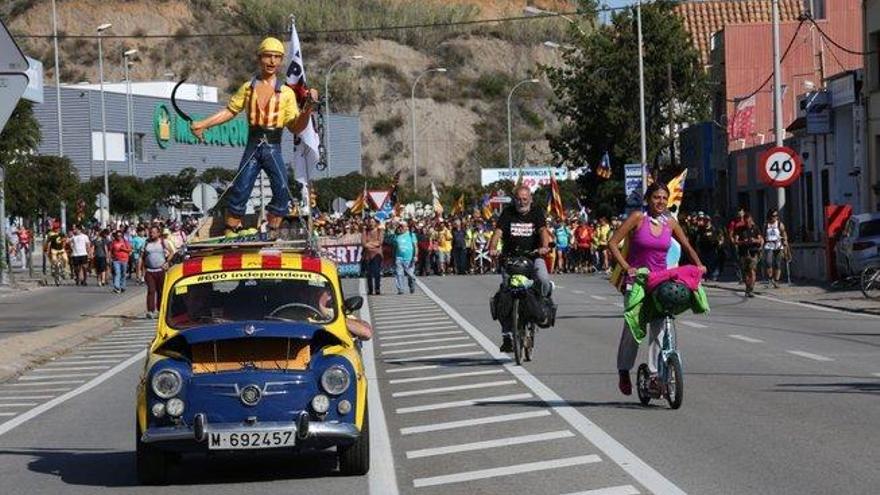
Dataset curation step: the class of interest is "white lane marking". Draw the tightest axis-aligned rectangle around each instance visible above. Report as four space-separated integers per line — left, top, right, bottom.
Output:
680 321 707 329
400 410 551 435
412 455 602 488
786 350 834 362
0 403 38 407
379 325 459 335
613 302 624 308
0 388 73 393
373 306 440 314
380 336 471 348
396 393 533 414
31 366 111 372
360 280 401 495
80 344 145 350
873 373 880 378
561 485 641 495
96 337 150 342
384 351 485 363
5 380 86 387
380 331 464 341
381 343 477 356
385 365 440 374
555 285 566 289
0 350 146 437
406 430 575 459
0 413 15 417
417 279 688 495
44 360 120 366
373 310 448 318
18 374 96 381
728 334 764 344
0 396 53 400
392 380 517 398
590 295 607 301
753 293 880 319
373 315 450 324
572 290 585 295
389 369 504 384
76 353 133 358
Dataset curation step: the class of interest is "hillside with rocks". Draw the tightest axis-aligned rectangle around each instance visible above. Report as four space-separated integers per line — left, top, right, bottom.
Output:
6 0 579 190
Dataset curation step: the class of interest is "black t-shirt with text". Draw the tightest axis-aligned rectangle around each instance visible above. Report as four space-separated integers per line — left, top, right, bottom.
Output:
497 206 546 258
735 224 761 257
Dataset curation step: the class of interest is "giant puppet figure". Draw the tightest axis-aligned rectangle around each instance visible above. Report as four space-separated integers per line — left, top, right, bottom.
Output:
190 37 318 236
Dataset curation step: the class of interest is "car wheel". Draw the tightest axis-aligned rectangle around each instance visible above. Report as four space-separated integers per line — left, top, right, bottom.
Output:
136 423 169 485
338 407 370 476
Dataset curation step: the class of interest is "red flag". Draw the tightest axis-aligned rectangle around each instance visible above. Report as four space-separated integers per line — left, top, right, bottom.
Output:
728 95 756 140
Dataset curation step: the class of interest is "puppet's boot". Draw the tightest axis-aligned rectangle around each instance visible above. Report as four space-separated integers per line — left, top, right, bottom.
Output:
266 213 284 240
224 212 243 238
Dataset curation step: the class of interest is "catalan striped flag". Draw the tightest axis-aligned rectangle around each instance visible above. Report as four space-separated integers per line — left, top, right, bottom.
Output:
349 181 368 216
596 152 612 180
547 172 565 220
666 169 688 218
452 194 465 216
481 194 493 220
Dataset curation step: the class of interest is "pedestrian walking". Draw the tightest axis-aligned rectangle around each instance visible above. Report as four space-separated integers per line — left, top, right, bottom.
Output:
139 226 174 318
734 213 763 297
92 229 111 286
69 225 92 286
130 227 146 284
451 219 468 275
762 208 788 288
392 221 418 294
361 217 384 295
16 225 31 270
109 230 132 294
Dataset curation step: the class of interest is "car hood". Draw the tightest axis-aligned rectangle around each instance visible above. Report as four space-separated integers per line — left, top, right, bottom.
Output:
176 320 328 344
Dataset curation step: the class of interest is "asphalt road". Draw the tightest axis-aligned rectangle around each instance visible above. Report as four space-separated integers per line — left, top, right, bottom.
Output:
0 284 145 339
0 274 877 494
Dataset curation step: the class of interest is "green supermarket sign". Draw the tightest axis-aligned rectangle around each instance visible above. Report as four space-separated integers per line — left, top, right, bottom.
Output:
153 104 248 148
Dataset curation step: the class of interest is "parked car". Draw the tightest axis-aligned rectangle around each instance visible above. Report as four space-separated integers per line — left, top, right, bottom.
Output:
835 212 880 277
135 244 369 484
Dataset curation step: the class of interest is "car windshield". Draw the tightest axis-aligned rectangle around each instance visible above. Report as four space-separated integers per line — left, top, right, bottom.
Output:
166 270 338 330
858 219 880 238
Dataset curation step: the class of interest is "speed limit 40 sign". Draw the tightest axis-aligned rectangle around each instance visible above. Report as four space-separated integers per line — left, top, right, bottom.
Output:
759 146 803 187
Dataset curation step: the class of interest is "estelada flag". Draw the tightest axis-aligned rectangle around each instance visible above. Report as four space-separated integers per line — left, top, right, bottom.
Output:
452 194 465 216
596 152 612 180
666 169 688 218
349 181 368 216
481 194 493 220
547 173 565 220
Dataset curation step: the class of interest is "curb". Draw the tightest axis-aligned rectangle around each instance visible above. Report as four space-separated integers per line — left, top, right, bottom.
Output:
0 292 150 383
704 282 880 316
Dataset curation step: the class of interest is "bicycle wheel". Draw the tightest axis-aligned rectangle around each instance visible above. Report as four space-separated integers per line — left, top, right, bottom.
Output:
665 354 684 410
636 364 651 406
860 266 880 300
523 324 535 362
511 299 522 366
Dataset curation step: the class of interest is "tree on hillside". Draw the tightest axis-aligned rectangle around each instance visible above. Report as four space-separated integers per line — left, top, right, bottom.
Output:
544 0 708 212
0 101 40 166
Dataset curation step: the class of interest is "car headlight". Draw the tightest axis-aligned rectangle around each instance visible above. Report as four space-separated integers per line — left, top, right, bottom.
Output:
166 398 185 417
311 394 330 413
151 402 166 418
320 365 351 395
151 369 182 399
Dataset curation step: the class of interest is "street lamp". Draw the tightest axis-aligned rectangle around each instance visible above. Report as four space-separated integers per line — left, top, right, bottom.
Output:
636 0 648 194
507 78 540 173
324 55 365 178
410 67 447 192
51 0 63 156
524 6 587 37
123 49 138 176
97 22 112 227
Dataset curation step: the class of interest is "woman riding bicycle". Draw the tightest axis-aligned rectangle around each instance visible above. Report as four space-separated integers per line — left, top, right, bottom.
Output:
608 182 705 396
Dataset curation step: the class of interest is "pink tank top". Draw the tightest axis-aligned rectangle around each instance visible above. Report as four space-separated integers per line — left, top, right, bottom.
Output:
626 214 672 279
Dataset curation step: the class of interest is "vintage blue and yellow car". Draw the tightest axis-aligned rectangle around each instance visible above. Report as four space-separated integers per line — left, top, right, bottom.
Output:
135 243 369 484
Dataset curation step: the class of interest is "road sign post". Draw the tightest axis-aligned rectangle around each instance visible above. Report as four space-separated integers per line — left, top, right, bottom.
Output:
759 146 803 188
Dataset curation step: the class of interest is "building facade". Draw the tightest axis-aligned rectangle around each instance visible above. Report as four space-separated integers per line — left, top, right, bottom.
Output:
32 85 361 181
864 0 880 212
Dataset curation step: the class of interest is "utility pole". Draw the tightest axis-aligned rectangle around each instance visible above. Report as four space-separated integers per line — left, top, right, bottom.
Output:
772 0 785 211
667 63 675 170
0 164 8 285
637 0 648 193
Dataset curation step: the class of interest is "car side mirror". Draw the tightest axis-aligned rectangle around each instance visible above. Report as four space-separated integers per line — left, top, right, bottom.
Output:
343 296 364 314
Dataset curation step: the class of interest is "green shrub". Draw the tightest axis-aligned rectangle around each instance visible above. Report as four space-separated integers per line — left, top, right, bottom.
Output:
373 115 404 137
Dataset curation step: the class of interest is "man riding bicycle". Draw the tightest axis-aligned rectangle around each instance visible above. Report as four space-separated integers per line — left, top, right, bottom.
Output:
488 186 552 352
44 221 69 277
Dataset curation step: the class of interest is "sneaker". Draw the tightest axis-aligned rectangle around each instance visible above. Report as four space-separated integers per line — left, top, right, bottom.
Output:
499 335 513 352
618 371 632 396
409 286 415 294
397 291 404 295
772 280 780 288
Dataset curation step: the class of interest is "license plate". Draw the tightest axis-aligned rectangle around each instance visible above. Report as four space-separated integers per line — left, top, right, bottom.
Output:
208 429 295 450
